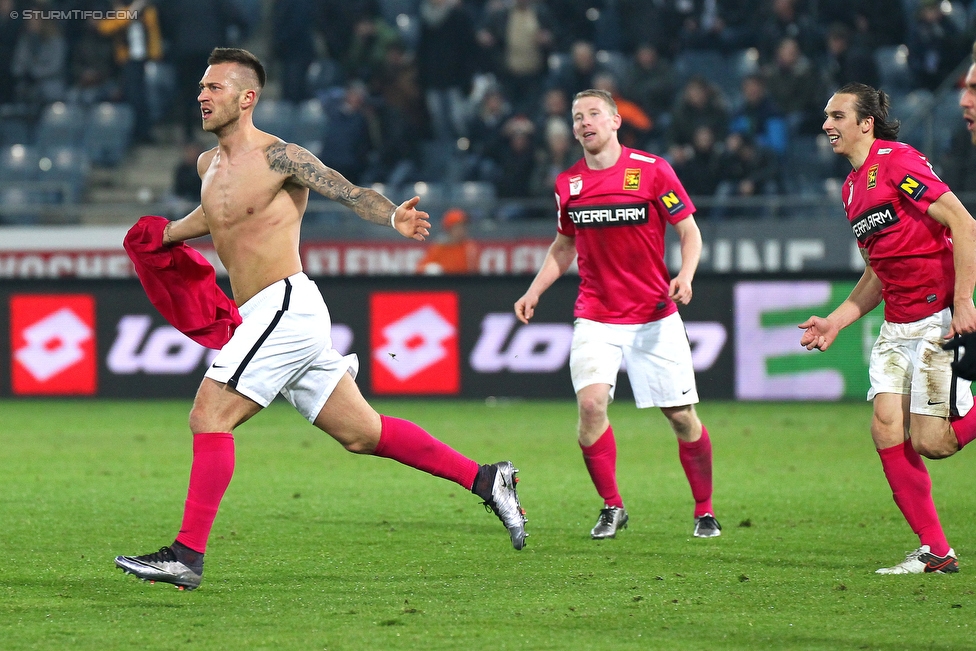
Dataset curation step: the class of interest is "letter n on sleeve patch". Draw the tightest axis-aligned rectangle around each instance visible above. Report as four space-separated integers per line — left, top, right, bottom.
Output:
898 174 927 201
659 190 685 215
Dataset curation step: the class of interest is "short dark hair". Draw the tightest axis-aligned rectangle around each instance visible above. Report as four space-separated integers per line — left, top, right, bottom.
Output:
207 47 266 89
972 39 976 64
835 82 900 140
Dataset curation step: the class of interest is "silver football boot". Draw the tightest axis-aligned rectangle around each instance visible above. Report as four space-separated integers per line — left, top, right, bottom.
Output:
115 546 203 590
482 461 527 550
591 506 628 539
693 514 722 538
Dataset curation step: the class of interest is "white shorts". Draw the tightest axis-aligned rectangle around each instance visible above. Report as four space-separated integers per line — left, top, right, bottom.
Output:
867 308 972 418
205 272 359 422
570 314 699 409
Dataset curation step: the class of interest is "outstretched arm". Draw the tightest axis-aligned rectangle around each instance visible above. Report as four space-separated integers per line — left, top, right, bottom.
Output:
265 142 430 240
514 233 577 324
798 257 882 351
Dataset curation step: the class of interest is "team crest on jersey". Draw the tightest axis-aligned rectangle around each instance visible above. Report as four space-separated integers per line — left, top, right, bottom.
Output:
569 175 583 196
659 190 685 215
898 174 927 201
867 164 879 190
623 168 641 190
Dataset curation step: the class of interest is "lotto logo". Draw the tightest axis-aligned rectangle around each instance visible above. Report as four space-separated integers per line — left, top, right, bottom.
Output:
10 294 97 395
370 292 459 395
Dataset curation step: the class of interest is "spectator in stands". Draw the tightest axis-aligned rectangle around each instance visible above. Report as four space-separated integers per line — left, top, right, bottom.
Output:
67 16 118 107
465 83 512 183
756 0 824 62
592 72 652 149
822 21 879 91
818 0 907 49
623 43 676 127
476 0 558 115
172 140 205 202
716 132 781 218
549 40 600 102
344 7 402 85
667 76 730 149
494 115 538 215
97 1 164 143
617 0 680 56
729 74 788 157
532 86 572 140
416 208 479 274
12 7 68 110
764 37 826 136
530 117 580 197
271 0 317 104
369 41 428 186
674 0 734 52
319 80 376 184
416 0 477 142
0 0 21 105
159 0 247 140
670 125 724 217
907 0 966 92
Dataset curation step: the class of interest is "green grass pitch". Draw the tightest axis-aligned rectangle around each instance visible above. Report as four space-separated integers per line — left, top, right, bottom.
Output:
2 399 975 650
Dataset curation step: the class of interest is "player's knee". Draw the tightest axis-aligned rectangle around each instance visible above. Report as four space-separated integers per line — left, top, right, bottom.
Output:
577 395 608 423
912 436 957 460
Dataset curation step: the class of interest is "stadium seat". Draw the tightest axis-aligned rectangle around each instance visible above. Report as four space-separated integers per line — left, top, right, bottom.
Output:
419 140 459 182
38 146 89 203
0 185 45 223
379 0 419 24
36 102 86 149
306 58 343 96
0 116 31 146
451 181 497 219
252 99 295 141
875 45 914 95
673 50 738 102
83 102 134 166
0 144 40 182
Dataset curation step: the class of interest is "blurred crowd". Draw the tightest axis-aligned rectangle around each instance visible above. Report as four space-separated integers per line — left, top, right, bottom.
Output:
3 0 976 220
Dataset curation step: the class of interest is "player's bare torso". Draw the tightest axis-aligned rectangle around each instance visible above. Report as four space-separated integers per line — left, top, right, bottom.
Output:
199 137 308 305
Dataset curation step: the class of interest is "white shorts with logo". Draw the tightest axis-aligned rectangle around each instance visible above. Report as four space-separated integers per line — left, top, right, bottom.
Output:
570 313 699 409
205 272 359 422
867 307 972 418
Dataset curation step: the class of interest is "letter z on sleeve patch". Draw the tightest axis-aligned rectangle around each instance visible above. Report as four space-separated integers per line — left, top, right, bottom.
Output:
898 174 927 201
659 190 685 215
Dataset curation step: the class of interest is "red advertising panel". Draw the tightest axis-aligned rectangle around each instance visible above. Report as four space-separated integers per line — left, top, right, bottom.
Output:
10 294 97 395
370 291 460 395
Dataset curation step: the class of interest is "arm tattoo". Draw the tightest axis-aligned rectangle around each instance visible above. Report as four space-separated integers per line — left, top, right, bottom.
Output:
265 142 394 225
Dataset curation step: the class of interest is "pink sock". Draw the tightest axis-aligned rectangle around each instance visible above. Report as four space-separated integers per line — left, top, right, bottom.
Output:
373 415 479 490
176 432 235 554
679 425 714 518
878 441 950 556
580 425 623 509
950 407 976 450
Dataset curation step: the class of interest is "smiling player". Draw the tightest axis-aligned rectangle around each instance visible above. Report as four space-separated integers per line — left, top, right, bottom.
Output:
800 83 976 574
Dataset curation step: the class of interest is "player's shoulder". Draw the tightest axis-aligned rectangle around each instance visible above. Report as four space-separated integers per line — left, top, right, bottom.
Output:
196 146 218 176
555 157 588 183
621 146 662 167
876 139 921 162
